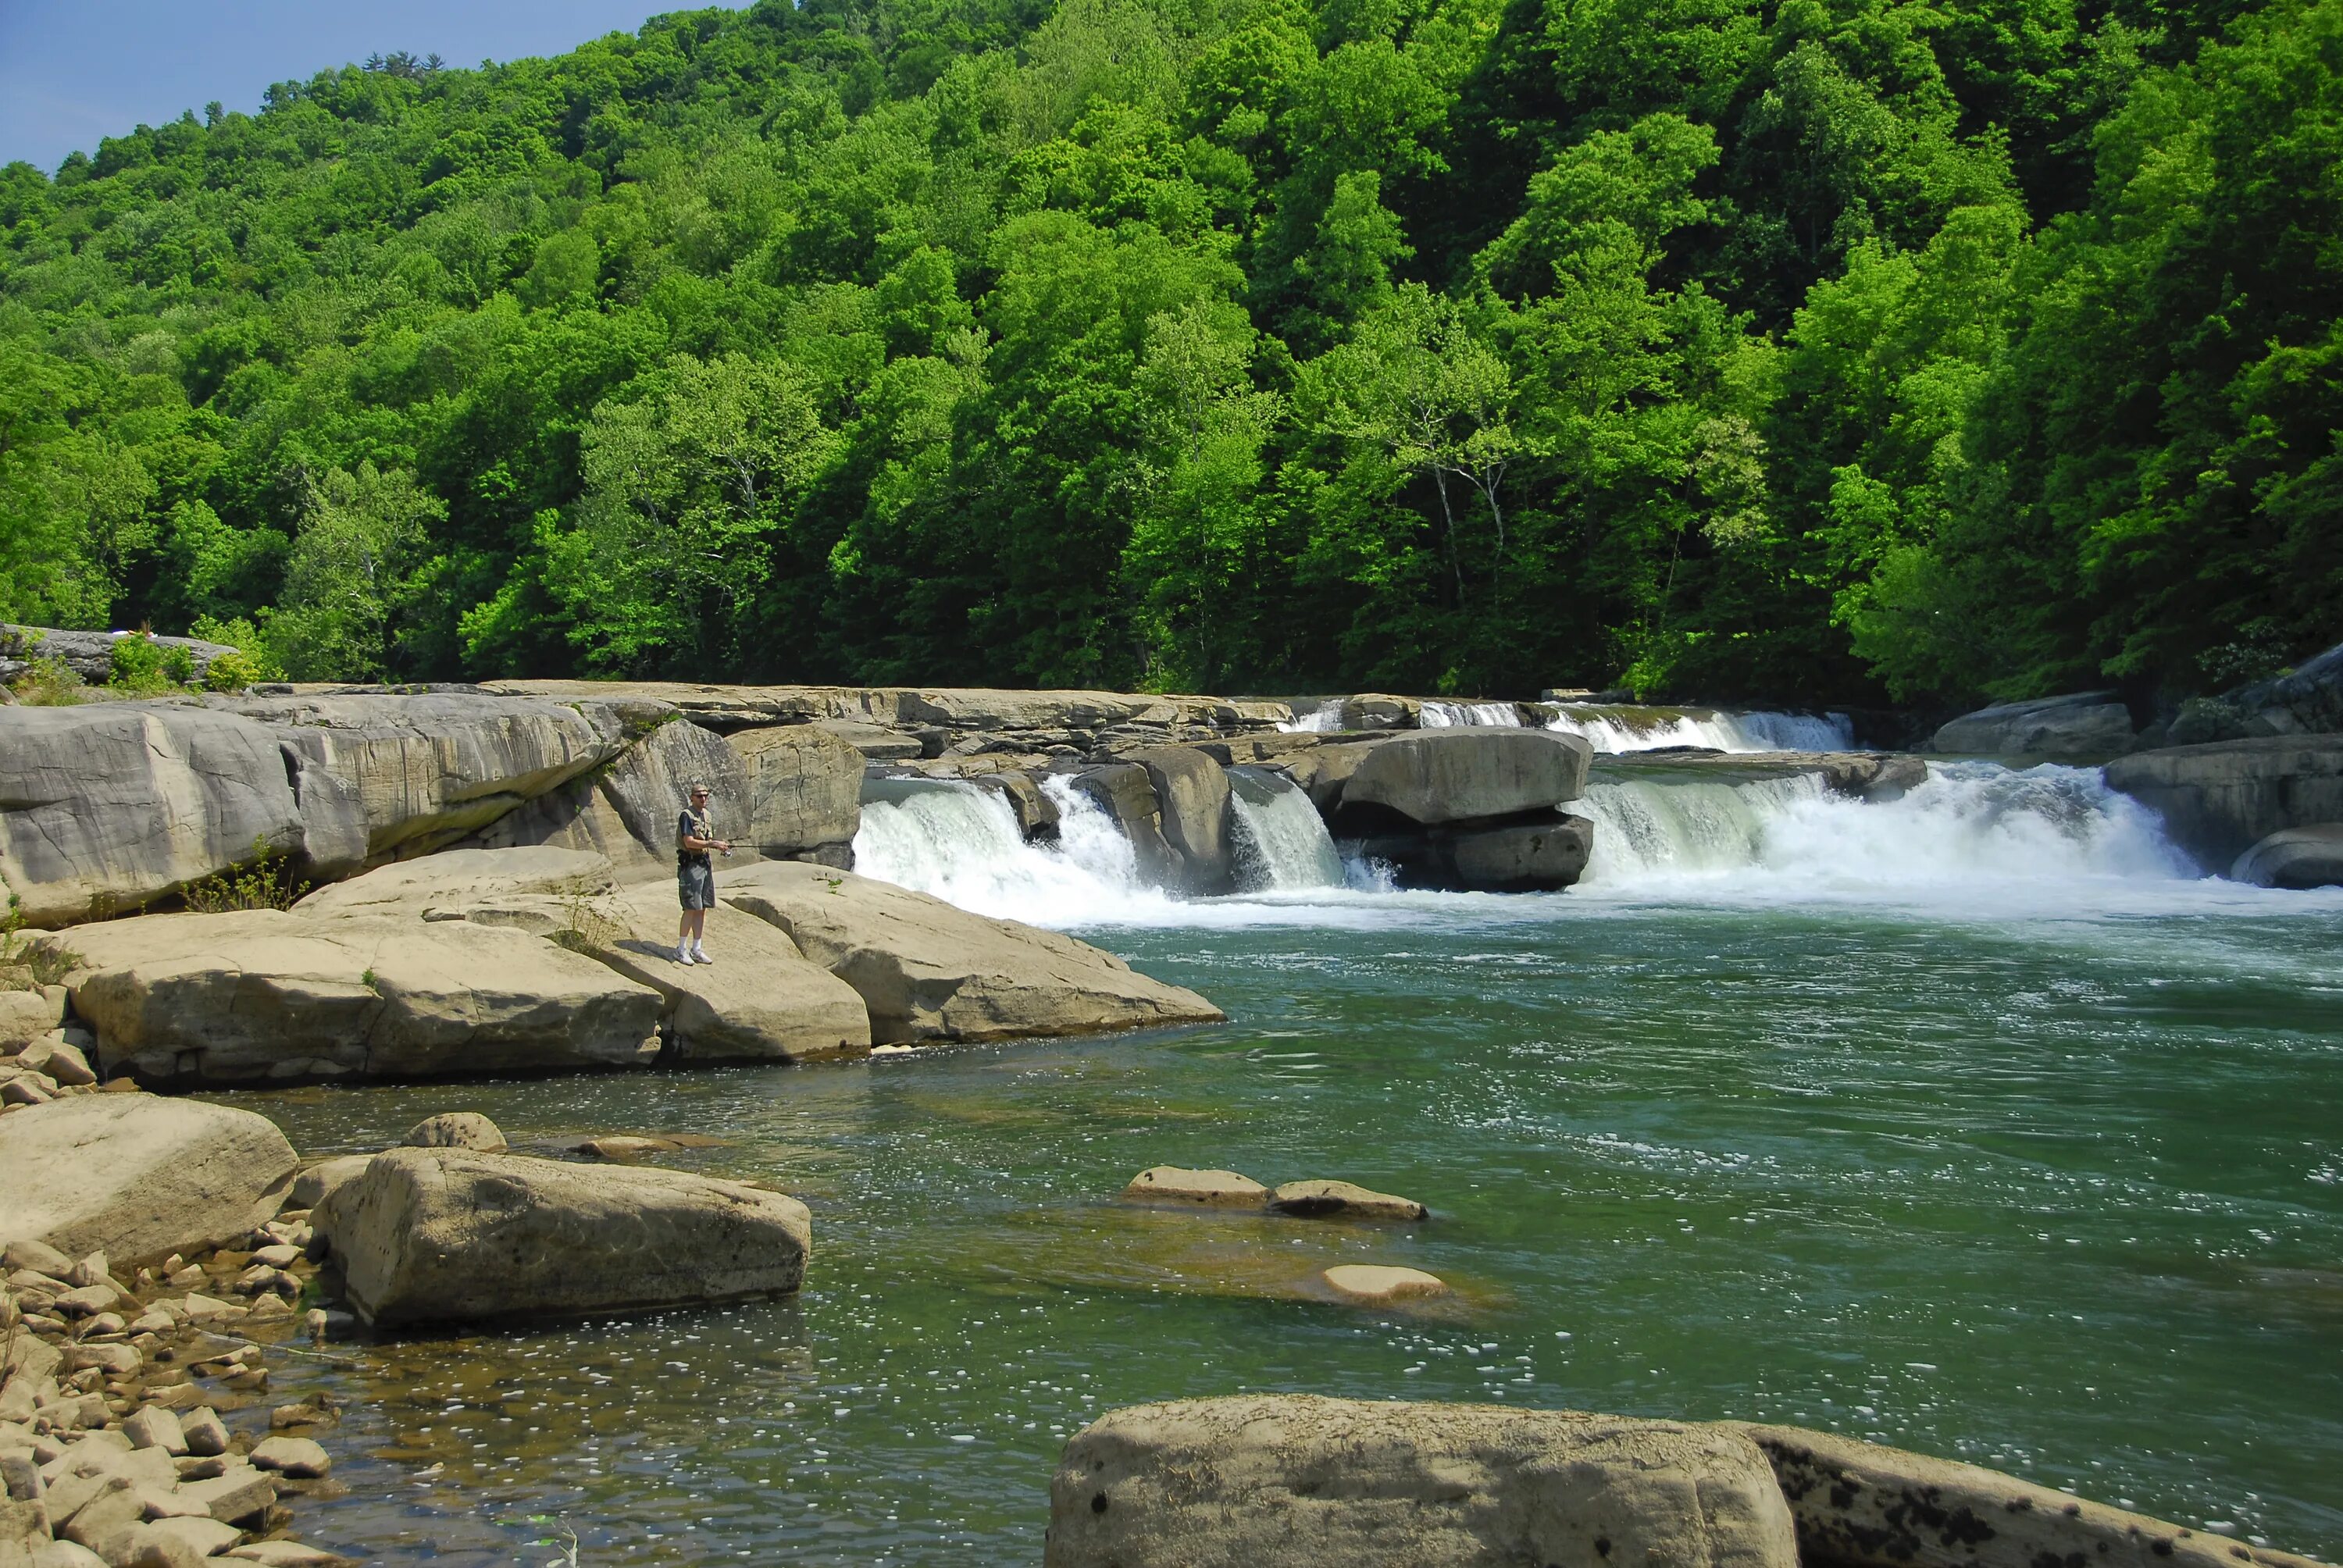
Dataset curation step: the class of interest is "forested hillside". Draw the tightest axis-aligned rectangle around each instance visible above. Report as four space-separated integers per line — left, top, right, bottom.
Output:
1 0 2336 701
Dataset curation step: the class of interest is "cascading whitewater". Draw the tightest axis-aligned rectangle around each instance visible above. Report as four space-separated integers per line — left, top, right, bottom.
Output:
1547 704 1856 753
1277 700 1343 733
851 779 1154 924
1420 697 1856 752
1574 761 2193 891
1227 767 1345 890
1421 701 1524 729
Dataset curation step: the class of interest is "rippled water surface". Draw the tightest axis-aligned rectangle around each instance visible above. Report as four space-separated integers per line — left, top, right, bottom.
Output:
217 883 2343 1565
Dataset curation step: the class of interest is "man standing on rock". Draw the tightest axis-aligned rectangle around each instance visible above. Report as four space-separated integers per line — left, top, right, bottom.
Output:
676 783 731 964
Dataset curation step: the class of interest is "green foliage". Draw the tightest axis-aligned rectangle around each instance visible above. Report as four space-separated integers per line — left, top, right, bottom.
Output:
8 655 86 705
0 894 80 990
108 633 169 691
180 839 311 914
0 0 2331 706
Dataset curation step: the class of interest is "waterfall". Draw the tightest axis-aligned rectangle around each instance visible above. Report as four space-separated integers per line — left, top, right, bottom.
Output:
1421 700 1524 729
1227 768 1345 890
1277 700 1343 733
851 779 1157 924
1574 761 2192 892
1546 704 1856 754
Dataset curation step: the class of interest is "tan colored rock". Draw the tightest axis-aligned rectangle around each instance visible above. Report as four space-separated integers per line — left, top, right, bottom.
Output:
1120 1168 1265 1208
562 886 869 1064
722 863 1221 1044
1268 1181 1427 1221
119 1409 184 1457
36 1539 110 1568
0 704 304 929
1339 729 1592 826
1278 736 1403 813
1123 747 1234 894
1739 1424 2334 1568
136 1518 240 1561
312 1149 810 1327
223 1541 352 1566
576 1136 679 1161
1321 1264 1447 1302
1338 693 1421 730
287 1157 372 1213
246 1438 327 1479
55 911 662 1084
1047 1396 1799 1568
400 1112 506 1152
177 1467 273 1523
0 992 63 1050
726 726 862 856
177 1412 226 1461
291 847 614 918
0 1096 294 1265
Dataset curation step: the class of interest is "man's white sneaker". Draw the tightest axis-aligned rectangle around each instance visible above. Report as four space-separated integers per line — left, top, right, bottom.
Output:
691 946 712 964
675 946 696 965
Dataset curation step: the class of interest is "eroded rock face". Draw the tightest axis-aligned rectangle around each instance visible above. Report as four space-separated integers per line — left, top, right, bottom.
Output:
1739 1424 2330 1568
726 726 863 857
1339 729 1592 828
51 910 662 1085
1932 693 2137 758
465 713 754 878
2104 735 2343 867
0 1094 294 1264
312 1148 810 1325
2231 822 2343 889
219 693 626 878
1068 765 1180 886
1124 747 1234 895
1047 1396 1799 1568
721 862 1223 1043
0 706 303 928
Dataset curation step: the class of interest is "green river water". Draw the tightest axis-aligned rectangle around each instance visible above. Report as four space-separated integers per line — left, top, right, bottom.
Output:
208 863 2343 1566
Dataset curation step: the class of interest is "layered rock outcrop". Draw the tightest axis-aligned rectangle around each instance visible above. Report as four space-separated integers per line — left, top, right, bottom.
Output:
722 862 1223 1043
2231 823 2343 889
2103 735 2343 868
311 1147 810 1325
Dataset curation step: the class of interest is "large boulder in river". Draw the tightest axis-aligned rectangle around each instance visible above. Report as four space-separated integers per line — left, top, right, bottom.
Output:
0 1094 295 1263
2103 734 2343 867
1736 1422 2331 1568
311 1147 809 1325
1337 729 1592 828
1125 747 1234 895
0 704 302 927
1931 692 2137 758
217 692 626 878
564 883 871 1062
1047 1395 1798 1568
2230 822 2343 889
47 910 662 1084
726 725 863 858
721 861 1223 1043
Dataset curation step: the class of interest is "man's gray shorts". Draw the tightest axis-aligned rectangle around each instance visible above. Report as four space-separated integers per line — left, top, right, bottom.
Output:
678 861 715 910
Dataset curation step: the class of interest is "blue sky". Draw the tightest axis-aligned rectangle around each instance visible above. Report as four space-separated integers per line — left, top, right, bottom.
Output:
0 2 743 173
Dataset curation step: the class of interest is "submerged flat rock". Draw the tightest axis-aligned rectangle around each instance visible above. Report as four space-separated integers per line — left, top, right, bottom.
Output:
1122 1167 1267 1207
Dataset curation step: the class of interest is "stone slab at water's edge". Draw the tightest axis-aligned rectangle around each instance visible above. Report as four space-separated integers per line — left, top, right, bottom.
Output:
310 1146 811 1326
0 1093 294 1265
1045 1395 1799 1568
720 861 1223 1043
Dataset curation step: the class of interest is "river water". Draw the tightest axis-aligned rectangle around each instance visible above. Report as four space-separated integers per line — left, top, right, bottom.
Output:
209 762 2343 1566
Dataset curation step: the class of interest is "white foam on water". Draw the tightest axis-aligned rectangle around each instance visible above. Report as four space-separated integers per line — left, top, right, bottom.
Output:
1546 705 1856 754
850 779 1177 926
1421 701 1524 729
1574 761 2195 899
1277 700 1343 732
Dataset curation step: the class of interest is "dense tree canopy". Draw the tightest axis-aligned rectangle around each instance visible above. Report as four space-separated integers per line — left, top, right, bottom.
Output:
1 0 2334 702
